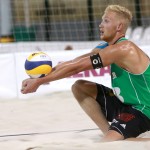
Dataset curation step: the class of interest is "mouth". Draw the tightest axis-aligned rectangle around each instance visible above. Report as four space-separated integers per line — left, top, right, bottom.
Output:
100 30 104 36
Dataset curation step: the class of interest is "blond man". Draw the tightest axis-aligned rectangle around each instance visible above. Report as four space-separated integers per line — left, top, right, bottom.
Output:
21 5 150 142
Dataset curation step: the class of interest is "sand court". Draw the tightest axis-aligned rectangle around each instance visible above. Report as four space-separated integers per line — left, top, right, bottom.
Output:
0 91 149 150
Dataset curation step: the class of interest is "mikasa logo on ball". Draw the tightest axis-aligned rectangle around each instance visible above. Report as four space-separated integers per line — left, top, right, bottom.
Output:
40 54 47 59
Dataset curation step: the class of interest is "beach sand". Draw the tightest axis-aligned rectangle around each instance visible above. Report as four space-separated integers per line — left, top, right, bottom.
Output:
0 91 149 150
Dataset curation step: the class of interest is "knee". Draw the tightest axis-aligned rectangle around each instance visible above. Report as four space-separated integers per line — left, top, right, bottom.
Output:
71 79 85 94
71 80 88 102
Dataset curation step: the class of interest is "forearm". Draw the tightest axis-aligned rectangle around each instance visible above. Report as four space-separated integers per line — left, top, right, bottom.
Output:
55 52 93 70
38 56 92 85
37 49 102 85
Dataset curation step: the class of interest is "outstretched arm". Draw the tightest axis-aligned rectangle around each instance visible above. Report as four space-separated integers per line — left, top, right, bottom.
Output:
46 55 92 82
21 42 127 94
21 51 96 94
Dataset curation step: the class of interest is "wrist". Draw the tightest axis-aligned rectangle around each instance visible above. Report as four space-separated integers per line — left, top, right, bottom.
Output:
36 77 45 86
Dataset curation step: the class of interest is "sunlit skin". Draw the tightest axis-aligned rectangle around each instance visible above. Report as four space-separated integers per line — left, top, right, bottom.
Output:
99 11 124 44
21 9 150 142
21 9 149 93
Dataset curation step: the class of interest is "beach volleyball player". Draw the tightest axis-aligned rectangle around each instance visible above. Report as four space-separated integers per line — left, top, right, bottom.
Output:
21 5 150 142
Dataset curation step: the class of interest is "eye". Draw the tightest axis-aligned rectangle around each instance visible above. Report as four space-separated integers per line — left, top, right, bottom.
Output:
104 18 109 23
101 18 109 25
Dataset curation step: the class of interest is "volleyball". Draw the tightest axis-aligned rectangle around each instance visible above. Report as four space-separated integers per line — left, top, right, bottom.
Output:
24 52 52 78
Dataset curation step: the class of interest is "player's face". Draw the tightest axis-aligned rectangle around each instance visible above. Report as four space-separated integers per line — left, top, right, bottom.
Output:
99 11 119 42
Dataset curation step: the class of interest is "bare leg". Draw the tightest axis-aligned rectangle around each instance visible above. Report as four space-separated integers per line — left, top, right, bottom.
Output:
100 131 150 142
72 80 150 142
71 79 110 135
100 130 124 142
72 79 127 142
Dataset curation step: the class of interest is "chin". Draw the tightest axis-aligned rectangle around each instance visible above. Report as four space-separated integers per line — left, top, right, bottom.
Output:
100 36 109 42
100 36 105 41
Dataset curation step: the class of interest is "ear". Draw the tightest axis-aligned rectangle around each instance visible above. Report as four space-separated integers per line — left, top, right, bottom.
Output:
116 23 123 32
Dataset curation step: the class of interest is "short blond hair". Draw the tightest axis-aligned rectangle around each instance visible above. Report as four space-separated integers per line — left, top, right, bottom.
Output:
105 5 132 29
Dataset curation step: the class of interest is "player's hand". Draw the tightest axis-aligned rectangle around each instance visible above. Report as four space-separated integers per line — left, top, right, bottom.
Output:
21 78 40 94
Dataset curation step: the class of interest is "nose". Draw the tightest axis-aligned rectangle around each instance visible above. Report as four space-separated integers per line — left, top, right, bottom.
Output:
99 21 103 28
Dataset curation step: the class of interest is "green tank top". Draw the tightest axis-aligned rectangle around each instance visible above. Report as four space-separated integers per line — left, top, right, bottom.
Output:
111 38 150 119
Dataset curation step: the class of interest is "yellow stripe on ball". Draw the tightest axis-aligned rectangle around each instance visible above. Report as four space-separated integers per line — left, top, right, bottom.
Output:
26 65 52 75
27 52 46 61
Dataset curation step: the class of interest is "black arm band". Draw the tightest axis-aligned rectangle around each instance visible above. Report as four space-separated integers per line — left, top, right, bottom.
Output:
90 53 103 69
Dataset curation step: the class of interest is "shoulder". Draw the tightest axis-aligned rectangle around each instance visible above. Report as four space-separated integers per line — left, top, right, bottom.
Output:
109 40 136 57
112 40 134 50
117 40 135 50
100 40 137 64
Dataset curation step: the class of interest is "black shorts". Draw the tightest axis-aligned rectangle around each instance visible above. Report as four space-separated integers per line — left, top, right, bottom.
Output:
96 84 150 139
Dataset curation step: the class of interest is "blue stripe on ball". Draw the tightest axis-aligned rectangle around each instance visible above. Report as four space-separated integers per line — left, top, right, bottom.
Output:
25 60 52 70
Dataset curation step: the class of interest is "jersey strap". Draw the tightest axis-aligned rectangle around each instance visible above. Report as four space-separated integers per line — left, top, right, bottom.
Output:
115 37 128 44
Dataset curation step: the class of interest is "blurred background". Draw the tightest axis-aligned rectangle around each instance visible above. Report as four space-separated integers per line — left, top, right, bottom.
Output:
0 0 150 99
0 0 150 51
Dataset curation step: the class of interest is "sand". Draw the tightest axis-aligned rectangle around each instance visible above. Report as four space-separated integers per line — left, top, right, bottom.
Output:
0 91 149 150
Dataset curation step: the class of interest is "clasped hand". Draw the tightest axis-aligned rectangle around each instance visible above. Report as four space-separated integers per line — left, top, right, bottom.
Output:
21 78 40 94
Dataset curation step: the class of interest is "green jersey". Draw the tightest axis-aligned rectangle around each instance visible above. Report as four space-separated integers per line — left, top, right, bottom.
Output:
111 39 150 119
